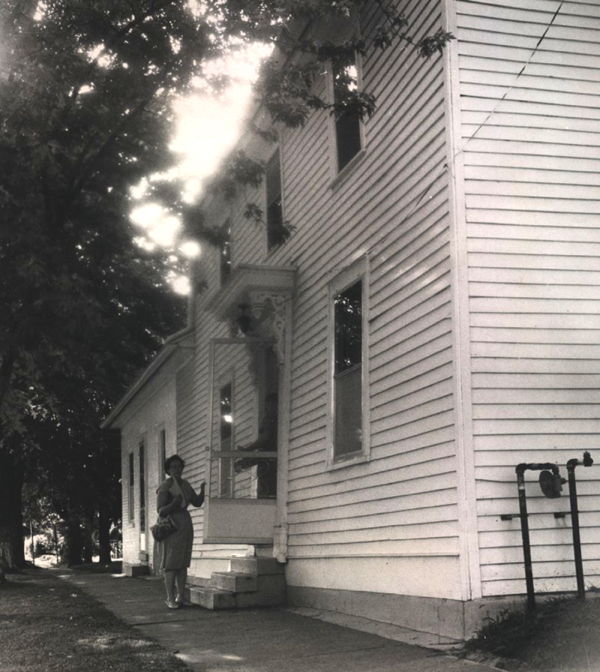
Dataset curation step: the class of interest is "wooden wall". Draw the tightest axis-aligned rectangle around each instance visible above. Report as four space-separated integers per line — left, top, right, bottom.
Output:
118 356 182 567
192 0 463 599
456 0 600 596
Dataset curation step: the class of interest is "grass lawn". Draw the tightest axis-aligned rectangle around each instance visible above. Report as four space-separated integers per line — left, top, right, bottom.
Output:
463 594 600 671
0 566 189 672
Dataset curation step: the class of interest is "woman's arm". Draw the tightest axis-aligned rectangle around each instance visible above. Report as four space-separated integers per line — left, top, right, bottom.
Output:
157 484 182 516
188 481 205 508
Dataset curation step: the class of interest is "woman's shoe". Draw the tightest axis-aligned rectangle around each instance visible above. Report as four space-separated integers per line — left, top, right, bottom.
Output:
165 599 180 609
175 598 185 607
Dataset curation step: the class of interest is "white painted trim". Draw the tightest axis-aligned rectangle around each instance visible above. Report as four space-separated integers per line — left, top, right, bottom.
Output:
442 0 482 602
206 264 296 321
205 339 216 502
274 290 294 561
326 255 371 469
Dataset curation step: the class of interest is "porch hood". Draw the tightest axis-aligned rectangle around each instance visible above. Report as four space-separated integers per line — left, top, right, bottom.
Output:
206 264 296 363
207 264 296 321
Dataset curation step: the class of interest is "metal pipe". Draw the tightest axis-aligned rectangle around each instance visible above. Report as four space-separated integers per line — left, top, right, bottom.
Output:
566 452 593 599
516 465 535 611
515 462 560 611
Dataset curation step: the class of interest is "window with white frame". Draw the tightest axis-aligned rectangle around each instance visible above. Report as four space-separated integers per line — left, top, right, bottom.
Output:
332 52 364 172
265 148 285 250
329 258 369 463
128 452 135 522
138 439 146 531
219 220 232 285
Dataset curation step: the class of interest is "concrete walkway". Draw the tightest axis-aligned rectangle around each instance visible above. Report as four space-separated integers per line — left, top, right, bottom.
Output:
59 569 503 672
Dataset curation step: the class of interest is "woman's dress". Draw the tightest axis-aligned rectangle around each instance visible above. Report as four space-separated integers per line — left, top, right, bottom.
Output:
156 477 203 571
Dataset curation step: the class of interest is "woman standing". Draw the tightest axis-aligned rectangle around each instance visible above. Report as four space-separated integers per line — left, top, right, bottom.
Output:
156 455 205 609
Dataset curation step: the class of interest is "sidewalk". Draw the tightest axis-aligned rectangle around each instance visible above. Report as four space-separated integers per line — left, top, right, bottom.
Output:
59 569 504 672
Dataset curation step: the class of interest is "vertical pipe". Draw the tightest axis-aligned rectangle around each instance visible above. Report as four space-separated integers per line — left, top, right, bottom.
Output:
516 465 536 611
567 461 585 599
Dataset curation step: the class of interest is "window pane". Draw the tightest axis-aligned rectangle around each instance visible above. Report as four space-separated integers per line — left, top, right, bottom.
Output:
219 383 233 497
333 278 363 457
139 441 145 529
266 149 284 249
333 60 361 170
220 222 231 285
334 280 362 374
128 453 134 521
334 365 362 456
336 110 362 171
220 383 232 442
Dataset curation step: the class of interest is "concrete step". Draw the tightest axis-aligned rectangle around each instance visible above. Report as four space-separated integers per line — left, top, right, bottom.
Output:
211 571 257 593
229 556 284 575
124 563 150 577
187 585 236 610
236 574 286 607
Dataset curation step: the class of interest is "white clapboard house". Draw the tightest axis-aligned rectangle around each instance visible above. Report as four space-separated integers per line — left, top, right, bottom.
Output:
103 0 600 642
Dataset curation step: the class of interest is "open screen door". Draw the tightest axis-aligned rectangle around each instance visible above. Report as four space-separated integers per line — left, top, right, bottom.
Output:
203 337 279 544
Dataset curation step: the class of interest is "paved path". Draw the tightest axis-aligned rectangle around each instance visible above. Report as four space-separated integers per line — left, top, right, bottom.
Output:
61 570 503 672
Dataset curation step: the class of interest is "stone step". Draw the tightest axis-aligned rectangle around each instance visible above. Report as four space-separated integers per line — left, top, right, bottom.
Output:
211 571 257 593
187 585 236 610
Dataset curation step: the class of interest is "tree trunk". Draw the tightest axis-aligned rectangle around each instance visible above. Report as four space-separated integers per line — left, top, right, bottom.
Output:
62 517 84 566
0 449 25 570
98 503 111 564
82 508 94 564
13 461 25 567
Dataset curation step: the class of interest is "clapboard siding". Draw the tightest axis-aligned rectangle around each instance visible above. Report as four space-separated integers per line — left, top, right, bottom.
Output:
186 0 459 596
457 0 600 597
117 354 183 568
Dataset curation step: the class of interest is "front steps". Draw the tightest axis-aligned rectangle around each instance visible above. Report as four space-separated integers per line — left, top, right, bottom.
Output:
186 556 285 609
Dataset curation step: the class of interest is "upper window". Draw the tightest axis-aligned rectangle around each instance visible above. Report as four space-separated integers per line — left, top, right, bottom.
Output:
333 55 363 172
328 258 369 465
219 220 232 285
128 452 134 522
265 148 285 250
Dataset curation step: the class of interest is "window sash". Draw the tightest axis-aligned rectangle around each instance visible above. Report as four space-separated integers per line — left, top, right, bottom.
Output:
266 149 284 249
334 364 362 456
220 222 232 285
128 452 134 521
333 58 362 171
331 272 366 461
139 441 146 530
